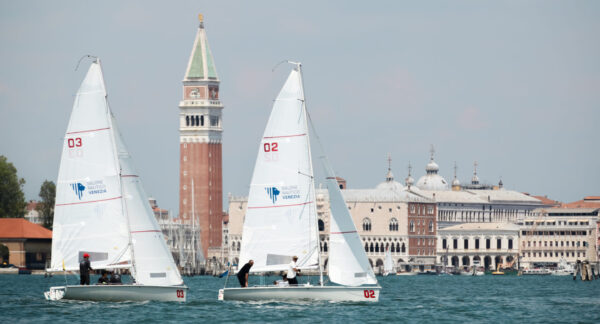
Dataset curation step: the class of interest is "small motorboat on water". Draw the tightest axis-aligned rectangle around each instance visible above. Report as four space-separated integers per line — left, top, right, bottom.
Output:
522 268 552 275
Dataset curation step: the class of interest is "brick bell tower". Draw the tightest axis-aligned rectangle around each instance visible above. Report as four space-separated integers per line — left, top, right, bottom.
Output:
179 14 223 257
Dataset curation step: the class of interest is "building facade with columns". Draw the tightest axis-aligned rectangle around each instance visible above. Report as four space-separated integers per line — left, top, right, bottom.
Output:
178 17 223 257
437 222 520 271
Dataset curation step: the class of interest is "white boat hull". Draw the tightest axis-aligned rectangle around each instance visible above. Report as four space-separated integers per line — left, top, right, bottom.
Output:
396 272 417 276
44 285 188 302
219 285 380 302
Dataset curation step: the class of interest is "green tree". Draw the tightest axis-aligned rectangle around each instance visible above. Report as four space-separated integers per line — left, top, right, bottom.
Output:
37 180 56 229
0 156 26 218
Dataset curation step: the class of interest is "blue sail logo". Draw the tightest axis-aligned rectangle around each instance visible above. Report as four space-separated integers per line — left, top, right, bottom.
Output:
71 182 86 200
265 187 280 204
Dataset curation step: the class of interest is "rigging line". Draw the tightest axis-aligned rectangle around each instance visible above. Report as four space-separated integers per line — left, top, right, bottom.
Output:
75 54 98 71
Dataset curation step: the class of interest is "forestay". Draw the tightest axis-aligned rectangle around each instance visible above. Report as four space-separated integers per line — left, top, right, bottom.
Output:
239 67 320 273
50 62 131 272
324 165 377 286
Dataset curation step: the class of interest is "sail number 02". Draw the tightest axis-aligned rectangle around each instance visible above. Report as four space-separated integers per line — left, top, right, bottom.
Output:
363 290 375 298
176 290 184 298
67 137 82 148
263 142 278 152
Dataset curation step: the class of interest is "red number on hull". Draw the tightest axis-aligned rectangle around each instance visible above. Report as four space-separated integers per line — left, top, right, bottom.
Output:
363 289 375 298
176 290 184 298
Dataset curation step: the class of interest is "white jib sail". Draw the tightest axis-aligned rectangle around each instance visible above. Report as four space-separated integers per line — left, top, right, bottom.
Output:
50 61 131 272
324 165 377 286
239 67 320 273
384 247 393 274
111 115 183 286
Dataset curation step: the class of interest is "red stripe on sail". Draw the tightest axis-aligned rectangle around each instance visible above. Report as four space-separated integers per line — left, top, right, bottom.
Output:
263 133 306 139
56 196 121 206
248 201 314 209
66 127 110 135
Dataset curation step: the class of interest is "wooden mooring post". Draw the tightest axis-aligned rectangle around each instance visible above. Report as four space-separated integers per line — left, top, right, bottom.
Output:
573 260 597 281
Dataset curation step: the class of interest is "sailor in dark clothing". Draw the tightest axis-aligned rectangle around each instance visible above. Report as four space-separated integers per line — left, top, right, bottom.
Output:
79 253 93 285
237 260 254 288
109 272 122 284
98 270 109 284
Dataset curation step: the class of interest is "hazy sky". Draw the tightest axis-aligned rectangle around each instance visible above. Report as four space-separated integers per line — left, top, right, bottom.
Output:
1 1 598 215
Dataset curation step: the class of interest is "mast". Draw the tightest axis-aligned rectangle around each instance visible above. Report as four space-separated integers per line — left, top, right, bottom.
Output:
99 58 138 280
296 62 324 286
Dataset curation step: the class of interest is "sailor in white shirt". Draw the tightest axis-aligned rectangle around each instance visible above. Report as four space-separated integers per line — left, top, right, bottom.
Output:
274 276 290 287
286 256 300 285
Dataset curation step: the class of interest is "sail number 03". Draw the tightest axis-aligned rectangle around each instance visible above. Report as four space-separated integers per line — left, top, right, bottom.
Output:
263 142 278 152
363 290 376 298
176 290 185 298
67 137 82 148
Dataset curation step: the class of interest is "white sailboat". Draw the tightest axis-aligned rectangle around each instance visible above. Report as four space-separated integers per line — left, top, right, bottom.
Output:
383 248 394 276
44 59 188 302
219 62 380 302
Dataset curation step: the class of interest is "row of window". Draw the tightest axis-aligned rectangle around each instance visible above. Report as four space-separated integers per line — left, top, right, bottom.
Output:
361 218 399 232
442 238 515 250
364 242 406 253
368 206 401 212
525 251 586 258
521 230 591 236
523 240 587 248
409 205 435 215
524 221 590 226
409 220 434 233
185 115 219 127
415 248 434 256
416 238 435 247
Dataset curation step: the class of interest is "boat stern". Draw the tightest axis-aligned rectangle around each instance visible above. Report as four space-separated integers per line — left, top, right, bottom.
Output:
44 286 66 301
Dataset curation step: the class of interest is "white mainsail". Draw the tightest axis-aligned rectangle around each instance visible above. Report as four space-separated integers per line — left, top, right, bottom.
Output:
324 168 377 286
51 62 131 272
238 67 320 273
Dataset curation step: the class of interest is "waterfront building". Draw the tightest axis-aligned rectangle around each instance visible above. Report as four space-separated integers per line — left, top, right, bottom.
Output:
0 218 52 269
437 222 520 270
178 15 223 257
518 207 599 268
560 196 600 259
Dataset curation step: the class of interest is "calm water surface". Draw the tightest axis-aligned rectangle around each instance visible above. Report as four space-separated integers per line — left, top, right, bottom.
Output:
2 273 599 323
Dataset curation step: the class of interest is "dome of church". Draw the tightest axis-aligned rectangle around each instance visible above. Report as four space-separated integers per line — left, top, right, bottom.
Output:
376 169 404 191
416 147 449 190
416 173 449 190
376 179 404 191
425 160 439 173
